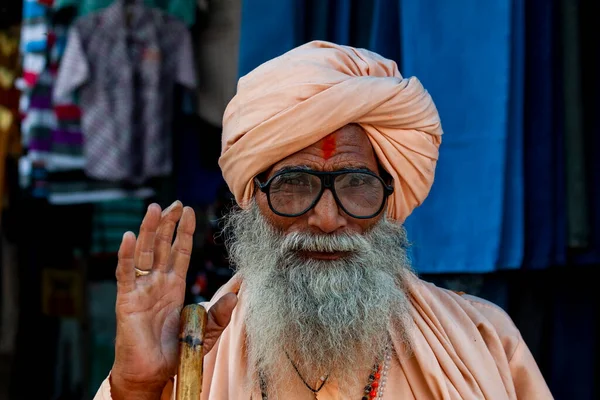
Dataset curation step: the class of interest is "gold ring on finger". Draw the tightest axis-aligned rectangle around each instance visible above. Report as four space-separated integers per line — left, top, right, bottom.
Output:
135 267 152 277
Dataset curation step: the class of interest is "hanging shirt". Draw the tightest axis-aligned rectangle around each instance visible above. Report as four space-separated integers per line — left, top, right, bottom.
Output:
53 0 197 26
19 0 53 88
522 0 566 269
54 0 197 184
18 2 89 201
194 0 241 127
22 23 84 168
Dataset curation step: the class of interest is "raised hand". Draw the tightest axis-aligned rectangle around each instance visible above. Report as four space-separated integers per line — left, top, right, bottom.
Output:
109 201 238 400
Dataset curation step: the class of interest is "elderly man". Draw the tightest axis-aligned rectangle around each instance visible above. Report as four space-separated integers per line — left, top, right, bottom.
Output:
95 41 553 399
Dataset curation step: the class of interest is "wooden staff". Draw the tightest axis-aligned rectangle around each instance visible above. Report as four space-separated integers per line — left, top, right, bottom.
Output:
175 304 208 400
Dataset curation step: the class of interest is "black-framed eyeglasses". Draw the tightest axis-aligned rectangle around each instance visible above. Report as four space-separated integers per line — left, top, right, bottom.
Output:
255 168 394 219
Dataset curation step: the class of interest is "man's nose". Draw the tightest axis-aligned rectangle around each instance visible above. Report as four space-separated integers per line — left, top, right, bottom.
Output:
307 189 347 233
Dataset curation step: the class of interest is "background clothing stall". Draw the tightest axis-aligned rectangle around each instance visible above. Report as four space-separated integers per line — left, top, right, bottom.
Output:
1 1 233 399
1 0 599 399
237 0 599 399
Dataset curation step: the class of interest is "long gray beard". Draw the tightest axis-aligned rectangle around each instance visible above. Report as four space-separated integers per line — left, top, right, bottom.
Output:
221 203 415 395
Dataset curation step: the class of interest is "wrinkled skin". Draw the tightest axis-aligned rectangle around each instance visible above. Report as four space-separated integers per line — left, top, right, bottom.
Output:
109 124 386 399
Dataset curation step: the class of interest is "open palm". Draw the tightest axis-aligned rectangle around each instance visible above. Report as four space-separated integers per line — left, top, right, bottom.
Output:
110 201 237 398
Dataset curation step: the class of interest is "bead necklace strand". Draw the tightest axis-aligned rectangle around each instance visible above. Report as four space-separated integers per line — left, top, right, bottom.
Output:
375 346 391 400
363 346 391 400
260 346 391 400
286 352 329 396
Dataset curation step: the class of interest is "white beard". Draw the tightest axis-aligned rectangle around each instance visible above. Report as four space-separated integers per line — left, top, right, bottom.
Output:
222 203 415 397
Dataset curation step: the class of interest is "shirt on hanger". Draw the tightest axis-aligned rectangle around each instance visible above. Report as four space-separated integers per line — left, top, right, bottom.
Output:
54 0 197 26
53 0 197 184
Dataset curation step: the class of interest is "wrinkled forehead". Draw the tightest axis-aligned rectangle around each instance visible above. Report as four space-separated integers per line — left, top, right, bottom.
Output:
262 124 382 177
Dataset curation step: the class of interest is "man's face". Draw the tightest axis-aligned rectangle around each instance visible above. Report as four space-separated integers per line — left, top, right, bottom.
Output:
255 124 385 243
224 124 413 394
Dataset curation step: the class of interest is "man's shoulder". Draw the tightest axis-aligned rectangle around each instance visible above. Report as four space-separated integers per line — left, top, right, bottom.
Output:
414 278 522 360
416 277 513 319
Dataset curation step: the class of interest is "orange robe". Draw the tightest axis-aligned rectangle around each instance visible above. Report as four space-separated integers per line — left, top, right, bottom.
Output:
94 274 553 399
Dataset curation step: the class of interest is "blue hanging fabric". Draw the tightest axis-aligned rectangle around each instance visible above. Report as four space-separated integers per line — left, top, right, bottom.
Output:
570 0 600 266
349 0 374 49
496 0 525 269
399 0 515 273
368 0 401 64
547 279 597 399
522 0 566 269
304 0 330 41
329 0 351 45
238 0 303 77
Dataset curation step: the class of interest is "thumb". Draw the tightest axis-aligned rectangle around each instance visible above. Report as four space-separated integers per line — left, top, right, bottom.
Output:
202 292 238 354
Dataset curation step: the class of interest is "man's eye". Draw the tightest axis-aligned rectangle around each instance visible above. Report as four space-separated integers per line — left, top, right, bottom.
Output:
282 178 308 186
348 177 366 186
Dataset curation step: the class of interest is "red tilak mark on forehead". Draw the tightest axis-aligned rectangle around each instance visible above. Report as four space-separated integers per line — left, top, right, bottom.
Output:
321 136 336 160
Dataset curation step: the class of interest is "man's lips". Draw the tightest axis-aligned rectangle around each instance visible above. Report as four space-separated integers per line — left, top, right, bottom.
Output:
300 251 351 260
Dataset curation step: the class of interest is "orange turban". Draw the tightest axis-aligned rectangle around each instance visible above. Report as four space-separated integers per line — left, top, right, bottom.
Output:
219 40 443 222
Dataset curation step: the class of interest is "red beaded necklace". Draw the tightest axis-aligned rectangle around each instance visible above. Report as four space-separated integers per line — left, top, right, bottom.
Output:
259 346 391 399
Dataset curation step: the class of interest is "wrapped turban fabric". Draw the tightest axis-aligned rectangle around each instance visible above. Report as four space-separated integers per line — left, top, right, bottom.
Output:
219 40 443 222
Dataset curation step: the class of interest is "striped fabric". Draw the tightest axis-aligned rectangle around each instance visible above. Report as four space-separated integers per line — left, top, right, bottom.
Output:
20 9 85 172
18 0 155 204
54 0 197 26
90 198 146 255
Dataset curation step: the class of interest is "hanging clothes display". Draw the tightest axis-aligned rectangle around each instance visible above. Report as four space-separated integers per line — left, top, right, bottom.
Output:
53 0 198 26
21 7 84 172
16 0 57 200
496 0 524 270
300 0 377 50
54 0 197 184
175 115 225 206
238 0 299 77
399 0 523 273
561 0 590 250
194 0 241 127
327 0 351 45
302 0 330 42
238 0 398 79
368 0 401 67
350 0 374 49
20 0 52 56
522 0 566 269
90 197 146 255
570 0 600 266
16 1 153 204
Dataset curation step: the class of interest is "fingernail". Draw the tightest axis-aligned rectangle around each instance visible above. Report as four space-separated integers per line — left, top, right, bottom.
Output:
164 200 181 213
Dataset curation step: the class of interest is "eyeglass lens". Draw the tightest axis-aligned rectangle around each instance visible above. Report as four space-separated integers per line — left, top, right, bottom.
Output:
268 171 385 217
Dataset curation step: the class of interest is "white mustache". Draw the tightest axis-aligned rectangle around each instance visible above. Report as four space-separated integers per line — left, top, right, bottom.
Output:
281 231 373 254
222 202 415 393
